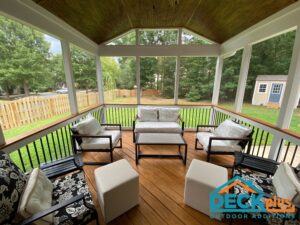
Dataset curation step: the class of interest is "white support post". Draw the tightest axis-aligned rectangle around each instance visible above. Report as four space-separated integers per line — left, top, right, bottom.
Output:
174 56 180 104
268 27 300 160
212 56 224 105
96 56 105 105
61 39 78 115
0 126 5 147
234 44 252 112
277 28 300 129
178 28 182 45
136 56 141 104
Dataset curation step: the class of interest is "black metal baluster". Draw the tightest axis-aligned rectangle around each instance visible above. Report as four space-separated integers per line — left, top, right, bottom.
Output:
63 126 71 155
252 127 259 154
17 148 26 172
262 132 270 158
39 138 47 162
51 132 59 158
276 139 284 162
256 130 264 156
25 145 34 169
55 130 63 158
283 142 291 162
60 128 67 159
45 135 53 161
33 141 40 165
290 145 298 166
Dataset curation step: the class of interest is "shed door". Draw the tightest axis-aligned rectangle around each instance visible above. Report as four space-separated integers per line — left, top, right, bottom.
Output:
269 83 283 103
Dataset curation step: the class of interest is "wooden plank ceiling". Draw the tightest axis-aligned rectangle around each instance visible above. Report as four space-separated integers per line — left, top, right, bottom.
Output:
33 0 297 44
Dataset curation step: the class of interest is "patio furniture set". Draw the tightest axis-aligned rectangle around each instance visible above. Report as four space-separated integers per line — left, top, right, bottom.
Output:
1 106 299 225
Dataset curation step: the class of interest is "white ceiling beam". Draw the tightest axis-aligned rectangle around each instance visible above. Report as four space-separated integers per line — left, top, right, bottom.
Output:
0 0 98 55
98 44 220 56
221 1 300 55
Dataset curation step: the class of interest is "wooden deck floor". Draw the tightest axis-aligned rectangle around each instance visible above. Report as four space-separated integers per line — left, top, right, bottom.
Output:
82 131 255 225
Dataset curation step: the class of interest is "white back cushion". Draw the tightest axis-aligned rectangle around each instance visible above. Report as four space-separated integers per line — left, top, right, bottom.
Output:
139 107 158 122
159 108 180 122
18 168 53 225
73 114 104 135
213 120 252 145
272 162 297 200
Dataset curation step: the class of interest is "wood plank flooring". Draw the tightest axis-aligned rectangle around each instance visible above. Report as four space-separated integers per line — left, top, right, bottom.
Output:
82 131 257 225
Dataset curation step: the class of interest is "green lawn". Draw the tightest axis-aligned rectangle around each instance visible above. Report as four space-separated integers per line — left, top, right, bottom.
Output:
219 102 300 134
4 113 70 140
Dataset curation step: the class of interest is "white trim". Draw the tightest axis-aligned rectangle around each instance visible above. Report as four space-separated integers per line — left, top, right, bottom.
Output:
234 45 252 112
136 56 141 104
174 56 180 104
61 40 78 115
0 0 98 55
98 44 220 56
212 56 223 104
96 57 105 104
181 28 216 44
103 29 135 46
221 1 300 55
277 27 300 128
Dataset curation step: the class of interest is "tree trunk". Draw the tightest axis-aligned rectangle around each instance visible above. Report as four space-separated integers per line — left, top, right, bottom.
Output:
23 80 30 96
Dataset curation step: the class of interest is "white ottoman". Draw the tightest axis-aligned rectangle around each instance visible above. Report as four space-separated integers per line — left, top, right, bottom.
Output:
94 159 139 223
184 159 228 216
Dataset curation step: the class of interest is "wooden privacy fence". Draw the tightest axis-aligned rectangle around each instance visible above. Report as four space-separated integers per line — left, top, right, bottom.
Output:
0 92 99 130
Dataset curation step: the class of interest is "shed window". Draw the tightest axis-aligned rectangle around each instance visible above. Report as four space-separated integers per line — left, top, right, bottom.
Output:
258 84 267 93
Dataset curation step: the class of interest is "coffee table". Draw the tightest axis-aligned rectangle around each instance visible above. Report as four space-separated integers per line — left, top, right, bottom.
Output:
135 133 187 165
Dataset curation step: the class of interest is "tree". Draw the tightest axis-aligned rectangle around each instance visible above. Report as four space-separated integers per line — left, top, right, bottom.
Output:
71 47 97 91
0 16 51 97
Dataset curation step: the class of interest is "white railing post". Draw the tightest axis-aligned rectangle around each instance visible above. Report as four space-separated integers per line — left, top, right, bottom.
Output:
174 56 180 104
96 56 105 105
0 126 5 147
234 44 252 112
61 39 78 115
212 56 224 105
268 27 300 160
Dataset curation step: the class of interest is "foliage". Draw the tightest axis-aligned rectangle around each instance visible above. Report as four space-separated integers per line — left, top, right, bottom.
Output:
0 16 51 97
71 46 97 90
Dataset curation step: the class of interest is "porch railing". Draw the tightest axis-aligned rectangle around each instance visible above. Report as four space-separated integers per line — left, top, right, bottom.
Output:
0 104 299 172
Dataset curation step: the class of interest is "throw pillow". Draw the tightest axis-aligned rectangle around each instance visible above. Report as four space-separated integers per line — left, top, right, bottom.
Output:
139 108 158 122
158 108 180 122
18 168 53 225
272 162 297 201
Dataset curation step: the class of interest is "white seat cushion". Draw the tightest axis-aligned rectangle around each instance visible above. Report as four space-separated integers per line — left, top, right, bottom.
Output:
196 132 242 152
135 122 182 133
81 130 121 150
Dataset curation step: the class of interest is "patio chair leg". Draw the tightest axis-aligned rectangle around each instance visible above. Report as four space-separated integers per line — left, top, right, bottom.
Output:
207 153 210 162
110 151 113 162
195 139 197 149
120 138 123 148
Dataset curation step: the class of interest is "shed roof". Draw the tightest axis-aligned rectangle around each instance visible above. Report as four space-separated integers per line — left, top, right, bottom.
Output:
256 75 288 81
